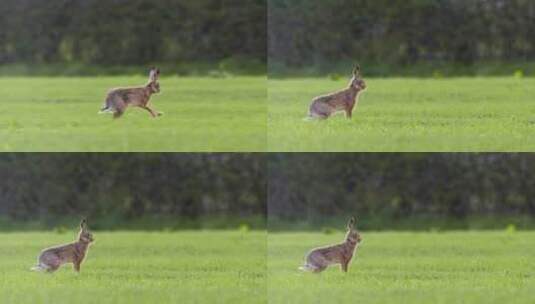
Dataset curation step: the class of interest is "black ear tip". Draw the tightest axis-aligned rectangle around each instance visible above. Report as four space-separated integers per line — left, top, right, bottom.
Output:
352 65 360 75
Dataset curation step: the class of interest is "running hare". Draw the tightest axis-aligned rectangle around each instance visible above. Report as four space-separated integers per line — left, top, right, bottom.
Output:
299 217 362 273
31 219 95 273
309 65 367 119
100 67 162 118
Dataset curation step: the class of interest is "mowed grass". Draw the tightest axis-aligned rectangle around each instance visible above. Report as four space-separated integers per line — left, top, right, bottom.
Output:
268 77 535 151
0 76 266 152
268 231 535 304
0 231 266 304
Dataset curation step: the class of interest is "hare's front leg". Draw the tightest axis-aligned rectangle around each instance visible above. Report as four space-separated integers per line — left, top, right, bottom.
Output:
345 109 352 119
140 105 162 118
73 261 81 273
341 261 349 273
345 103 356 119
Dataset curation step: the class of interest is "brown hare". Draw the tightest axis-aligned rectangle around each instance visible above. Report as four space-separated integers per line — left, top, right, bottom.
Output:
31 219 95 273
308 65 367 119
100 67 162 119
299 217 362 273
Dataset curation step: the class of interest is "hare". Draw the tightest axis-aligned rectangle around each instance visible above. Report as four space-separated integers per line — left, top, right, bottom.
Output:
299 217 362 273
99 67 162 119
31 219 95 273
308 65 367 119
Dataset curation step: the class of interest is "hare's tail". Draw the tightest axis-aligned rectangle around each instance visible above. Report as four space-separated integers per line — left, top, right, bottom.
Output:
99 99 116 114
299 264 317 272
304 112 326 121
99 105 114 114
303 114 323 122
31 263 48 272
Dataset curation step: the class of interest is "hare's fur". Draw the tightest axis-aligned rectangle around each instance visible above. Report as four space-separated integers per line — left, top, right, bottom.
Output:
100 67 162 119
300 217 362 273
309 65 367 119
31 219 94 273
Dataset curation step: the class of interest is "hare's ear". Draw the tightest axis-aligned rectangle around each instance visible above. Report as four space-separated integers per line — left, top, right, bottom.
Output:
80 218 87 230
347 217 356 229
148 67 158 82
353 64 361 77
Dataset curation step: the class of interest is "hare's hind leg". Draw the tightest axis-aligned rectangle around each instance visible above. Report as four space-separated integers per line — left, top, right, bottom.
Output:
308 111 329 120
304 254 328 273
312 113 329 120
299 263 326 273
113 109 125 119
39 260 60 273
305 263 327 273
47 264 60 273
313 265 327 273
112 100 127 119
102 96 127 119
37 254 61 273
309 102 332 120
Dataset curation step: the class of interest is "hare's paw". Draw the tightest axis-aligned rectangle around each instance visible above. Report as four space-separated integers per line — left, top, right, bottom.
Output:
157 112 164 117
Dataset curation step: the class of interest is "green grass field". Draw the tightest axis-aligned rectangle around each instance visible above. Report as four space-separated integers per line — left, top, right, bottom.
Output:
0 231 266 304
268 77 535 151
0 76 266 152
268 231 535 304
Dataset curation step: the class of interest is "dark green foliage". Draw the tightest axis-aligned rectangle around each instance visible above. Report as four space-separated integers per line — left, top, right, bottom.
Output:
0 0 266 68
269 0 535 75
268 154 535 222
0 154 266 221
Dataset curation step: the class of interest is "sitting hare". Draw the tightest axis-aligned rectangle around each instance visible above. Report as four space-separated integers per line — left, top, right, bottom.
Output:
100 67 162 119
309 65 367 119
300 217 362 273
31 219 95 273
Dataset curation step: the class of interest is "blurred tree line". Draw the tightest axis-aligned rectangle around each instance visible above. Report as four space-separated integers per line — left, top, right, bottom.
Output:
269 154 535 223
0 0 265 72
0 154 265 222
269 0 535 75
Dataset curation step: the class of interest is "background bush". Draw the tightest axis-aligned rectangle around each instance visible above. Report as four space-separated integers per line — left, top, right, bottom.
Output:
0 154 265 229
0 0 266 75
269 0 535 76
268 154 535 230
